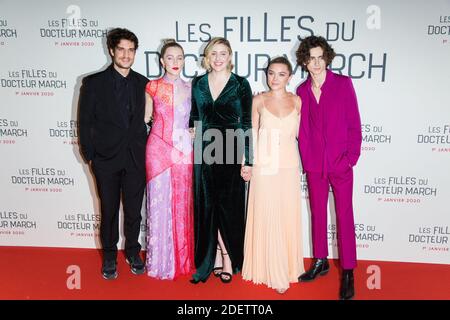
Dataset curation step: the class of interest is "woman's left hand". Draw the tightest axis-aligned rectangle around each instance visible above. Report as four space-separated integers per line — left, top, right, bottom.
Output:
241 166 252 182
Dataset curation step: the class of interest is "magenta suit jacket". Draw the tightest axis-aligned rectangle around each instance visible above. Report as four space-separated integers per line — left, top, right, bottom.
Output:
297 69 362 174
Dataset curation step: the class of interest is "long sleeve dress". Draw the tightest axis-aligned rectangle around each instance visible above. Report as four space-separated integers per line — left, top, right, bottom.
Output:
189 72 253 282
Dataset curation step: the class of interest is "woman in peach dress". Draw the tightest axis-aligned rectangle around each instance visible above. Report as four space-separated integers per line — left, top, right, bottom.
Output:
242 56 304 294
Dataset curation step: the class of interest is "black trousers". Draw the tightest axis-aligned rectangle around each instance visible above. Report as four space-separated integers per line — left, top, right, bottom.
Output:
92 164 146 261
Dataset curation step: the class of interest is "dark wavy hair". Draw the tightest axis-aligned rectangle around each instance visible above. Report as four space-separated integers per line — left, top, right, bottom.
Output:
296 36 336 72
106 28 139 54
266 56 293 75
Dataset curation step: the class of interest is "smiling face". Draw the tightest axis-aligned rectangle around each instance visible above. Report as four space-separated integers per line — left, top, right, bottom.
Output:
160 46 184 78
207 43 232 72
109 39 136 71
306 46 326 77
267 63 292 91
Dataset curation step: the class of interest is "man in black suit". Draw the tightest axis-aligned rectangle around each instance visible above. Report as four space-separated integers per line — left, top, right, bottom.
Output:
78 28 149 280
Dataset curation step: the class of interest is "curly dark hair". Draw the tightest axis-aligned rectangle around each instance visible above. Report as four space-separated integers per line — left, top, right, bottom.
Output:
106 28 139 53
266 56 293 75
296 36 336 72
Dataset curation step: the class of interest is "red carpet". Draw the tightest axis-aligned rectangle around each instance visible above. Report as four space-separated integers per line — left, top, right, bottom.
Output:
0 246 448 300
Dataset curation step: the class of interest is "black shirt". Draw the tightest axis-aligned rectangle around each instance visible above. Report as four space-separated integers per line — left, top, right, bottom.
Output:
112 67 134 126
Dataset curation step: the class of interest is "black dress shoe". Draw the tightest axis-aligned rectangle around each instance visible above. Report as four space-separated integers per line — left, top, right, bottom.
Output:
298 258 329 282
126 255 145 275
340 269 355 300
102 259 118 280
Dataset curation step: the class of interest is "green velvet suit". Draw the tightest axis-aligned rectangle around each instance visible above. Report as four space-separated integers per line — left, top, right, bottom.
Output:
189 72 253 282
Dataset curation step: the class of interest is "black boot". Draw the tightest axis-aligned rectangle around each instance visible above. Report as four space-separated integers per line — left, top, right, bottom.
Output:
339 269 355 300
298 258 329 282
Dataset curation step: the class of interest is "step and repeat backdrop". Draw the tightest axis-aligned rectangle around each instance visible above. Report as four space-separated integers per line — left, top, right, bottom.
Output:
1 0 449 264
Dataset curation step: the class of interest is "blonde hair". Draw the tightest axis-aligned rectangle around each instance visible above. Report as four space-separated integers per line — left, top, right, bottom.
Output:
201 37 234 72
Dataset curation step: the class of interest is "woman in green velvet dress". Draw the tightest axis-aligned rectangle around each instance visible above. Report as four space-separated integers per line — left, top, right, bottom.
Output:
189 37 253 284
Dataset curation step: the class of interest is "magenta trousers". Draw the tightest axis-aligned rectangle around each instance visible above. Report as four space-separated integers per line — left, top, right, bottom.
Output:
306 168 357 270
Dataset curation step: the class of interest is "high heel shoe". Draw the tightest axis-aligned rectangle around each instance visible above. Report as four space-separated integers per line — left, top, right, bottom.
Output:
212 246 223 277
220 272 232 283
219 252 232 284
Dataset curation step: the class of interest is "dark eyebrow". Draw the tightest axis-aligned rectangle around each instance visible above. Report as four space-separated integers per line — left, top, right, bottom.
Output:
117 46 135 50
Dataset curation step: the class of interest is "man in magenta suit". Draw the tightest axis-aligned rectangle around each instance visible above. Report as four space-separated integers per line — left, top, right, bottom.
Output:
295 36 362 300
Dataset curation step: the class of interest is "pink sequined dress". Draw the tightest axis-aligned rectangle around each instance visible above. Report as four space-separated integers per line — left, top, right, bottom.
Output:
145 75 194 279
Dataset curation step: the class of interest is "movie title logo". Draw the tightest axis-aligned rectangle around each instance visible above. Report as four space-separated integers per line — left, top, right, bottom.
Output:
417 124 450 153
355 223 384 248
409 225 449 253
57 213 100 237
327 223 384 249
1 69 67 96
39 6 107 47
41 19 106 38
0 118 28 144
361 123 391 152
427 15 450 44
0 210 37 236
364 175 437 203
49 120 78 144
145 12 387 82
0 19 18 45
11 167 75 192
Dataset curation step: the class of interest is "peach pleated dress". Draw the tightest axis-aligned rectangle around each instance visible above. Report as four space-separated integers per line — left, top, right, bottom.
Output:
242 100 304 292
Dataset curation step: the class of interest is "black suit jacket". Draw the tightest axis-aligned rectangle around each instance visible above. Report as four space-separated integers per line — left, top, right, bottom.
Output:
78 64 149 172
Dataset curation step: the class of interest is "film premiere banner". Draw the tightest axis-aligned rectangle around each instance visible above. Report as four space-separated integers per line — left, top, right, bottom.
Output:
0 0 449 265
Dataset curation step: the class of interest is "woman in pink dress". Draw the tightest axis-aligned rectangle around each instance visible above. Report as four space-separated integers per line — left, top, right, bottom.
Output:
144 39 194 279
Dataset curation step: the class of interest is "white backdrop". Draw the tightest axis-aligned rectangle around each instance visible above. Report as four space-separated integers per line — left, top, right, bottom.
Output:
1 0 449 264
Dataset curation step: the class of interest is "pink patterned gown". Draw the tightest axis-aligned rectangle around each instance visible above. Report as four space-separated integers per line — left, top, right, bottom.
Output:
145 75 194 279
